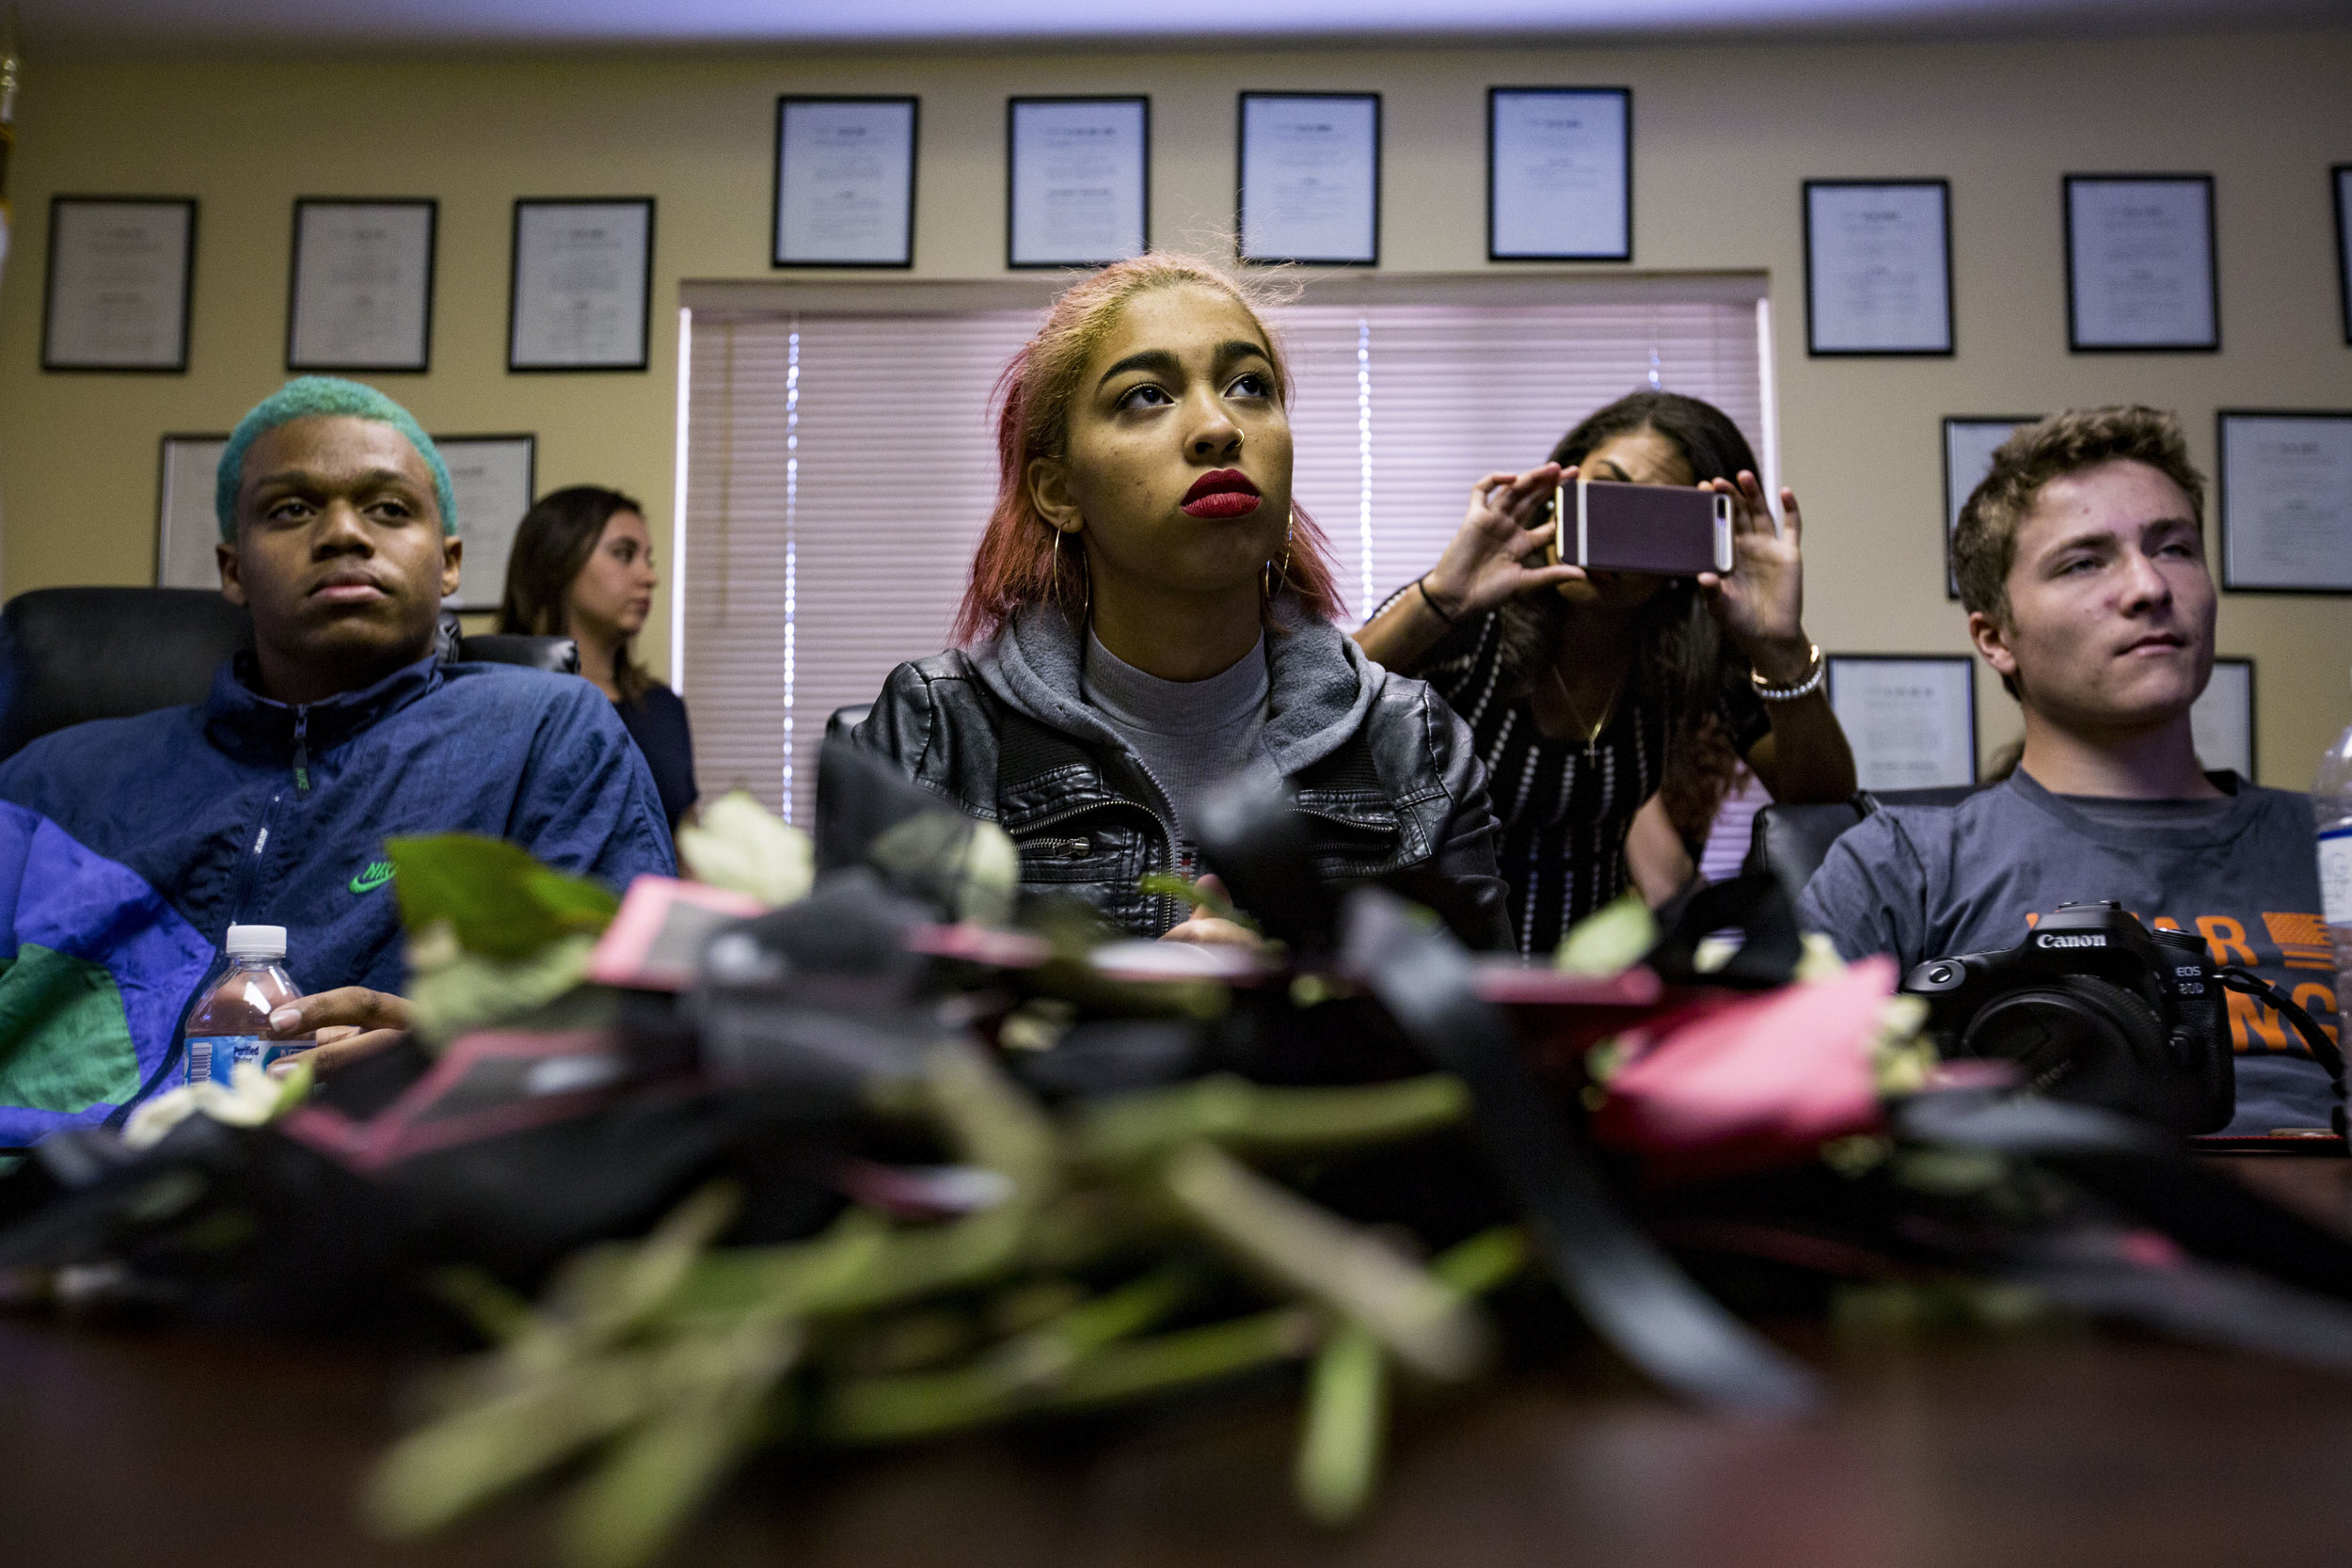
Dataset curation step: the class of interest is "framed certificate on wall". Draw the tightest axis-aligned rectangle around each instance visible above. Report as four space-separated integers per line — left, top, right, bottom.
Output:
508 198 655 372
156 434 230 589
1237 92 1379 266
1007 97 1149 269
2217 409 2352 594
2334 164 2351 345
773 97 918 268
287 198 437 372
1803 179 1953 356
42 196 197 372
1827 654 1979 792
2190 657 2256 782
434 435 537 612
2063 174 2217 352
1942 415 2039 599
1486 87 1630 262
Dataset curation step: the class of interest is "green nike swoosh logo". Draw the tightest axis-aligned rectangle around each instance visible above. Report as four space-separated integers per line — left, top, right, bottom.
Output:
349 862 396 895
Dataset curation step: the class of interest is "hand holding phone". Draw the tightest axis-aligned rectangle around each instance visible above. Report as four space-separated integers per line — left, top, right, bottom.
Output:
1412 463 1581 625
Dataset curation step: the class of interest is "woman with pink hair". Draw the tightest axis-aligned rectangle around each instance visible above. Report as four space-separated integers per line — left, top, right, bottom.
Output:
851 254 1509 949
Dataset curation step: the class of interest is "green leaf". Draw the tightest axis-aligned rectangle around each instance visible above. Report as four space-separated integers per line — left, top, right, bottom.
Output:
1158 1141 1487 1383
868 813 1018 927
1554 891 1657 976
1295 1322 1385 1528
1073 1074 1470 1168
405 934 598 1046
366 1356 654 1537
386 835 619 959
525 869 627 934
675 790 813 908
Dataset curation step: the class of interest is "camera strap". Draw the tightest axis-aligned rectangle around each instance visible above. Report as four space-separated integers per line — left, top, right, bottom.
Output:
2215 965 2346 1133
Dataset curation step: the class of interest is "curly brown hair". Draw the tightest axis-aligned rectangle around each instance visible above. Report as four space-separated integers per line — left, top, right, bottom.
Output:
1951 406 2205 702
1952 406 2205 625
1492 391 1762 851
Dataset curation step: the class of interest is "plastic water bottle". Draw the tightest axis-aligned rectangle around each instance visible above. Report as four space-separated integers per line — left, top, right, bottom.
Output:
2317 674 2352 1048
183 925 306 1086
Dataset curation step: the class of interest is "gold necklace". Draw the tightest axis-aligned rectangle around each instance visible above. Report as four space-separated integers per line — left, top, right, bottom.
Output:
1545 662 1620 752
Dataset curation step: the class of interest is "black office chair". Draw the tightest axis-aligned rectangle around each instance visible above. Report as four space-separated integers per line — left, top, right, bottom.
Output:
0 588 579 763
453 634 580 674
827 704 872 744
1743 784 1988 904
434 611 581 676
0 589 250 761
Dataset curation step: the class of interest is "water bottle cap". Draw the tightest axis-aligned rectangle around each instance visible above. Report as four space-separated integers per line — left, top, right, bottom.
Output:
224 924 287 959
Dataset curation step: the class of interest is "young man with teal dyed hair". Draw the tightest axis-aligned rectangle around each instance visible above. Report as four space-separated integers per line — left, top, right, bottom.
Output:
0 378 674 1147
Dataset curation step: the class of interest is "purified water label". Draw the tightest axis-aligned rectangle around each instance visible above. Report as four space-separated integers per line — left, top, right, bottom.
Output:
2321 828 2352 927
183 1035 298 1086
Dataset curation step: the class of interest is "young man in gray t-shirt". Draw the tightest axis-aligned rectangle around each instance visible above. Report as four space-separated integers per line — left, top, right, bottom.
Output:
1800 408 2335 1134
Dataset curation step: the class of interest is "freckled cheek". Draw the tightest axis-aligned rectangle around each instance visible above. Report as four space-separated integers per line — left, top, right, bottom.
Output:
1073 435 1165 522
1074 475 1157 543
1114 476 1158 521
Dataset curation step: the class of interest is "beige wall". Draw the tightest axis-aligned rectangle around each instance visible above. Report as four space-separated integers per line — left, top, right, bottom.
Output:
2 27 2346 781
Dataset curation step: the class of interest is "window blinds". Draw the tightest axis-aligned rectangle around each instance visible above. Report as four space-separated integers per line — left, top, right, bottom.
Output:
680 282 1766 827
679 309 1038 823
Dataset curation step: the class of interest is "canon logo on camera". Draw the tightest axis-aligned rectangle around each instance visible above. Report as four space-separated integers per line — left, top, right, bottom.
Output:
2036 933 2108 949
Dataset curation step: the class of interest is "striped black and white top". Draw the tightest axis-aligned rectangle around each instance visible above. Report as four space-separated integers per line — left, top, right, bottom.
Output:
1409 605 1771 958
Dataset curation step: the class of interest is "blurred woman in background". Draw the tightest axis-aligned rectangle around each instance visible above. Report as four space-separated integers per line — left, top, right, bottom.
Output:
500 484 698 832
1355 391 1853 955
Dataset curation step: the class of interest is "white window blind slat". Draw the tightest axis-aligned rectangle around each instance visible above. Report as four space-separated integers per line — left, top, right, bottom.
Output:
684 287 1765 827
1281 300 1763 623
681 311 1034 823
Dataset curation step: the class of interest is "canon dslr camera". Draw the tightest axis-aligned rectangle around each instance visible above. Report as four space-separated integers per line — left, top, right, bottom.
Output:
1900 901 2232 1133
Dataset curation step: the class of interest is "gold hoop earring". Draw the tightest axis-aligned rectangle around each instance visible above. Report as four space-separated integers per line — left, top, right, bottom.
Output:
1263 509 1295 601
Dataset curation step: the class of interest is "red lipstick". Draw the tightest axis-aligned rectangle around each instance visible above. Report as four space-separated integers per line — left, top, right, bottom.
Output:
1181 469 1262 520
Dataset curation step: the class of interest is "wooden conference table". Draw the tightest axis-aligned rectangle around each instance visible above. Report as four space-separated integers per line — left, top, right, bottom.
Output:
6 1158 2352 1568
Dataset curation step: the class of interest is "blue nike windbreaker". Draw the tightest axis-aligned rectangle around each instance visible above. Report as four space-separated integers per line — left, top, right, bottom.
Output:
0 653 675 1147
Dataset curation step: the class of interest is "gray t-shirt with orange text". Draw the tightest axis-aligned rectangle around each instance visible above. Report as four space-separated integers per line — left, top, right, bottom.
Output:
1798 768 2337 1135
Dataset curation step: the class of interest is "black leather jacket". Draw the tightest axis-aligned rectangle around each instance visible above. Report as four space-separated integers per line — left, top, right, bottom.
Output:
850 604 1514 950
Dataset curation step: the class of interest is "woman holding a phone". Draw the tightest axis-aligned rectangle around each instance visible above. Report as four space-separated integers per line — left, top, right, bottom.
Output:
851 253 1512 951
1354 391 1854 956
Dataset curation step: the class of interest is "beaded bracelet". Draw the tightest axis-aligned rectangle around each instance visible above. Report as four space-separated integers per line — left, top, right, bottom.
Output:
1750 642 1826 703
